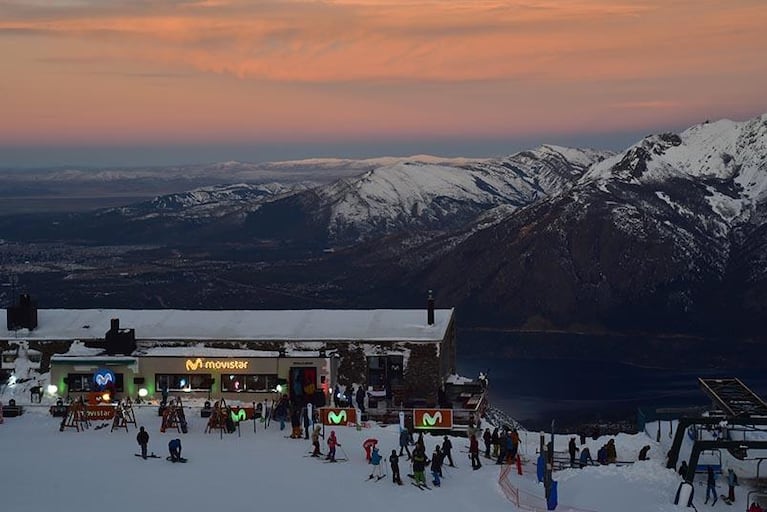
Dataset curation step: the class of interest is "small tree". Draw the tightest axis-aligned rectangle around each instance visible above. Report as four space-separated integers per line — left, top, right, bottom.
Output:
403 344 440 404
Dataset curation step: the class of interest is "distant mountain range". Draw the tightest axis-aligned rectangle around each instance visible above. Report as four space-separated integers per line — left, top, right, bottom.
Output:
1 114 766 338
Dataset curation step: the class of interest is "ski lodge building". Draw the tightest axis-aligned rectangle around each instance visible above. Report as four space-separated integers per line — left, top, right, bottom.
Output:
2 295 460 412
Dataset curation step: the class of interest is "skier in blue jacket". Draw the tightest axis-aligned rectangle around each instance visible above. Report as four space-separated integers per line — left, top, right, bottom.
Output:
368 446 384 480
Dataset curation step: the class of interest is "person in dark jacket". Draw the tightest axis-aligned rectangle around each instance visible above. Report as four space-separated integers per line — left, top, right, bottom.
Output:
491 427 500 458
411 446 429 486
442 436 454 467
168 438 182 462
431 446 443 487
727 468 738 502
355 386 366 413
345 386 354 408
469 433 481 470
638 445 651 461
678 460 688 478
483 428 492 458
399 427 412 460
136 426 149 459
389 450 402 485
705 465 718 505
579 447 593 468
496 430 508 464
568 437 579 466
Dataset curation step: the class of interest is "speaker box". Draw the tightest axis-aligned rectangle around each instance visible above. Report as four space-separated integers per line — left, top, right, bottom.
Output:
133 377 145 384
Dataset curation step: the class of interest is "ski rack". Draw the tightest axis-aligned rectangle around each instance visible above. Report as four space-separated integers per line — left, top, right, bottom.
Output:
205 398 229 438
160 397 187 434
59 398 90 432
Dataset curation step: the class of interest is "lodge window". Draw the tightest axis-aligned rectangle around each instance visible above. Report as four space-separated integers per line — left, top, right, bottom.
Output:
67 373 93 392
221 374 278 393
66 373 125 392
367 355 404 388
156 373 213 392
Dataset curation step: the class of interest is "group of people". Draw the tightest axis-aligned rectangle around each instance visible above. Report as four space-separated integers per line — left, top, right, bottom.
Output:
135 425 182 461
332 384 368 413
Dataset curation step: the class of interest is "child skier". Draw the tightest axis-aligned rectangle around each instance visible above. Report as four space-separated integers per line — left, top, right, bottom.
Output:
136 426 149 459
326 430 341 462
311 425 323 457
389 450 403 485
368 445 384 480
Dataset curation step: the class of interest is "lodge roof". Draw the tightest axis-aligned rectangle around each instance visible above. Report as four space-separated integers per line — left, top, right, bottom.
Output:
2 308 454 343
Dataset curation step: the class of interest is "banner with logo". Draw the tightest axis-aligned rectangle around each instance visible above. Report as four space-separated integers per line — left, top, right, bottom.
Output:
320 407 357 426
413 408 453 430
229 406 255 421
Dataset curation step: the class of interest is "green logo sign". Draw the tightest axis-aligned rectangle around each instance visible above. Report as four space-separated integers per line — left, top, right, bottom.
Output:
231 409 247 422
422 411 443 427
328 410 347 424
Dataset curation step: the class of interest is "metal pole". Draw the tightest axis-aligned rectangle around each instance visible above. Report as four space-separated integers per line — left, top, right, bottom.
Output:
253 401 256 434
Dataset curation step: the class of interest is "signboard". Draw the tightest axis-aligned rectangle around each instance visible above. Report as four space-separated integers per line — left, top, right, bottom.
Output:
185 358 249 371
86 406 116 420
229 406 255 421
320 407 357 426
93 368 115 390
413 409 453 430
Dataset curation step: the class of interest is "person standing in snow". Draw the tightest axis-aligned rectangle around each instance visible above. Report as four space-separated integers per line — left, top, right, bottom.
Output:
704 465 718 505
579 447 593 468
727 468 738 502
678 460 689 478
399 426 412 460
568 437 579 466
638 445 650 461
356 385 366 414
469 432 482 470
326 430 341 462
483 428 492 458
345 386 354 408
431 446 443 487
442 435 454 467
496 430 508 465
389 450 402 485
491 427 500 458
411 446 429 487
311 425 323 457
368 445 384 480
605 439 617 464
136 426 150 459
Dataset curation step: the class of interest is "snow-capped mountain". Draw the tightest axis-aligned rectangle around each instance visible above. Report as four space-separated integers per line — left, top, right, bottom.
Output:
412 114 767 335
110 182 306 221
243 145 611 244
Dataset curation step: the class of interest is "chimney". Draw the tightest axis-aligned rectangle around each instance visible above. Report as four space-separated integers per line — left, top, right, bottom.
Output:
104 317 136 355
427 290 435 326
6 294 38 331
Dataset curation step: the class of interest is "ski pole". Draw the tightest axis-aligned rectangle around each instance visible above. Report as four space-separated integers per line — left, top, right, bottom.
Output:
339 444 350 461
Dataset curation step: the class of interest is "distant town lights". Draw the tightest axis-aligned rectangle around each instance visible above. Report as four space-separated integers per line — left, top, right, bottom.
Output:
47 384 58 395
138 388 148 398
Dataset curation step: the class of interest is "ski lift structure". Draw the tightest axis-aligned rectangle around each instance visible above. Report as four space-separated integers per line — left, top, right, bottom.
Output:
667 378 767 484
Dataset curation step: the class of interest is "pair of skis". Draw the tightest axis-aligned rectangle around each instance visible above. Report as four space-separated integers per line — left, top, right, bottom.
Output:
407 474 431 490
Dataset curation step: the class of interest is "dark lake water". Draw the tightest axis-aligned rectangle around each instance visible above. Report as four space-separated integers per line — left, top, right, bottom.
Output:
457 331 767 431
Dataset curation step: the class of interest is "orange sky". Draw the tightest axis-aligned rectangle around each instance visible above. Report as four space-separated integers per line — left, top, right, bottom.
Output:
1 0 766 160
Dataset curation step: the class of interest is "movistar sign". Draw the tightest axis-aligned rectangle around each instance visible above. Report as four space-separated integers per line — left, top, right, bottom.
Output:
413 409 453 430
328 410 347 424
185 358 249 371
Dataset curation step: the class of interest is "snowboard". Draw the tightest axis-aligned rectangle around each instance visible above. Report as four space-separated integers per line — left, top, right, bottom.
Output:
323 458 347 463
166 457 188 463
135 453 161 459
